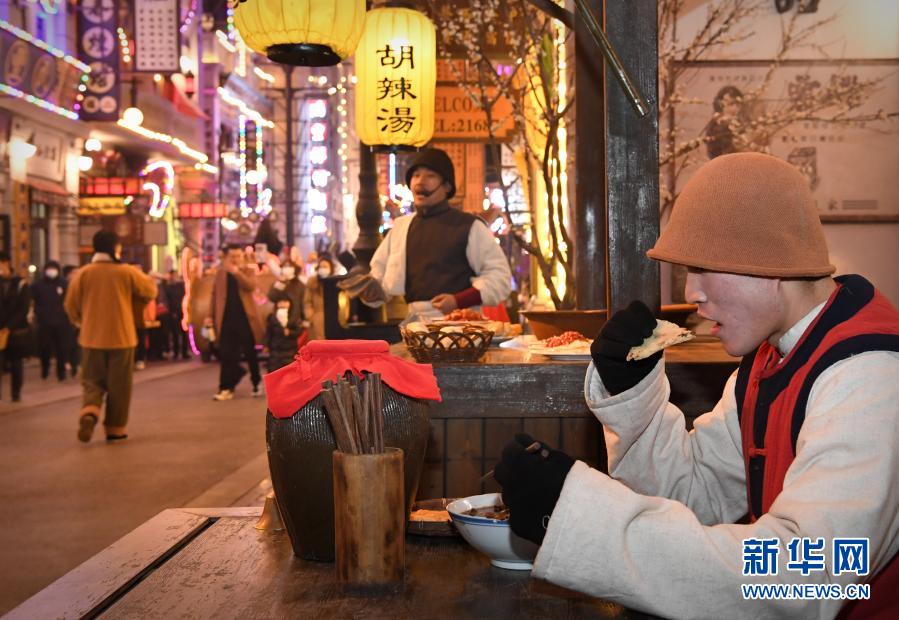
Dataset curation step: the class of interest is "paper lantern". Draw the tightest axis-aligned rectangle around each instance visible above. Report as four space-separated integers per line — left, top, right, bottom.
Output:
231 0 367 66
355 7 436 149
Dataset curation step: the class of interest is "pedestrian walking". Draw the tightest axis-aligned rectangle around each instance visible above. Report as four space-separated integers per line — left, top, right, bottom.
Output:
31 260 72 382
267 259 305 327
64 231 157 442
263 297 303 373
208 245 265 401
302 255 333 340
0 252 31 402
62 265 81 377
164 270 190 360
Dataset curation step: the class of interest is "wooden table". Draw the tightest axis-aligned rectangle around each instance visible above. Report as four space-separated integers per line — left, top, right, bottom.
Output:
391 338 739 499
8 508 658 619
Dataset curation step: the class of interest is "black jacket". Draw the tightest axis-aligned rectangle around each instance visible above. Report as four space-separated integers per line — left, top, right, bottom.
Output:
0 276 32 351
263 314 303 370
30 276 70 327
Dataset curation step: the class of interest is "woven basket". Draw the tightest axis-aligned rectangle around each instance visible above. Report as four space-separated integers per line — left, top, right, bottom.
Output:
401 326 493 363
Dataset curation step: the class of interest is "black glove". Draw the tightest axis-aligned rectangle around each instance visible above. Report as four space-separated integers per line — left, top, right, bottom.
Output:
591 300 661 395
493 433 575 544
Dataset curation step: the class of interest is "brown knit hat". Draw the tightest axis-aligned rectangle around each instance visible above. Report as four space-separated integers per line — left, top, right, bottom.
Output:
647 152 835 277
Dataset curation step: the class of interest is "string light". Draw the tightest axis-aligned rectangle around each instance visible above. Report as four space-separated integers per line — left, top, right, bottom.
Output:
117 27 132 64
216 87 274 127
253 66 275 83
254 121 265 212
238 114 249 217
180 0 198 33
117 118 212 164
0 82 79 120
226 6 236 40
216 30 237 53
194 162 219 174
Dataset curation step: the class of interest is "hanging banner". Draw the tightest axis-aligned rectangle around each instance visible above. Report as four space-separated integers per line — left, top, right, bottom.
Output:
77 0 120 121
134 0 181 73
0 26 85 117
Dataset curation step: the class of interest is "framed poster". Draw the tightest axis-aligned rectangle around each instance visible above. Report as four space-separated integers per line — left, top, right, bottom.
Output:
134 0 181 73
669 60 899 222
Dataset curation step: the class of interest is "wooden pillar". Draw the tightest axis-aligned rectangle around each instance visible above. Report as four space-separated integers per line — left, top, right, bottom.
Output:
574 0 607 310
604 0 660 314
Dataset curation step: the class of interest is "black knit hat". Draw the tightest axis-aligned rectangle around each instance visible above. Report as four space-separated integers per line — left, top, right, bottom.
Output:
405 147 456 198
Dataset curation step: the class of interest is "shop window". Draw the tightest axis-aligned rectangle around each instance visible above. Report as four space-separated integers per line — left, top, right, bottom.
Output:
29 202 49 270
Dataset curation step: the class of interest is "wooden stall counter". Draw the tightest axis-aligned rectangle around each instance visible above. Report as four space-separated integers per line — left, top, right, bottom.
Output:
391 337 739 499
8 508 658 620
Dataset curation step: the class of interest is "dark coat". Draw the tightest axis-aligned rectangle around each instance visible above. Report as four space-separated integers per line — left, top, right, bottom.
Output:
267 278 305 325
31 276 70 327
0 276 32 352
210 267 265 344
263 314 303 371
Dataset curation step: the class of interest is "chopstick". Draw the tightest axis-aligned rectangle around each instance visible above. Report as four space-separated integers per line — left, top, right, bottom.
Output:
479 441 548 483
320 373 386 454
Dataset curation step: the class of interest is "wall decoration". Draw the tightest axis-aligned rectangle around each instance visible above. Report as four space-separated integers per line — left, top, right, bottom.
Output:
0 18 89 120
134 0 181 73
671 60 899 222
77 0 120 120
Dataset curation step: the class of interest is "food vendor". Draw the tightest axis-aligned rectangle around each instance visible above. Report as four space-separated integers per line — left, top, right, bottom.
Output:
494 153 899 619
361 147 512 321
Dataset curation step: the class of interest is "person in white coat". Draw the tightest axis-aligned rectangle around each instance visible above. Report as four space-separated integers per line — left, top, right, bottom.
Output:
494 153 899 619
365 147 511 320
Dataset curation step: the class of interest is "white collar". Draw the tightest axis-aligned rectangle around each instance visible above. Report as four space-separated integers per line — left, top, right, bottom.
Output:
91 253 115 263
776 299 828 356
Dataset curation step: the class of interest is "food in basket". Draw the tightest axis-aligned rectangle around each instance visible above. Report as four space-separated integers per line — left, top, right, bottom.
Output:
465 504 510 520
627 319 695 361
445 308 486 321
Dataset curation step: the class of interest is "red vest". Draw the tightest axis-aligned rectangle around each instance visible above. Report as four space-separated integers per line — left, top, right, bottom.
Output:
736 275 899 618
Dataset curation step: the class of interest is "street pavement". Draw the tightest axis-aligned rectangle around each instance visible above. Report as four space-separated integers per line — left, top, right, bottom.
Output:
0 358 269 615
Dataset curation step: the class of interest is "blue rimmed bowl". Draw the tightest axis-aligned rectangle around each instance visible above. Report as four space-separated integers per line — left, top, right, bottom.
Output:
446 493 539 570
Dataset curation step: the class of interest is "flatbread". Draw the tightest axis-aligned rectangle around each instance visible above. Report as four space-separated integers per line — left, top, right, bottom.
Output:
627 319 695 361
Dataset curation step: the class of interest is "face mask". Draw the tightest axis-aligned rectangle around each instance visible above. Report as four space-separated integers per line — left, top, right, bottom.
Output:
275 308 289 327
317 267 331 278
45 269 59 279
281 267 295 280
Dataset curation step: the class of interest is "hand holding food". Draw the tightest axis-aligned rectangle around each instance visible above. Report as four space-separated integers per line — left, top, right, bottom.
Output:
430 293 459 314
591 300 667 395
493 433 575 544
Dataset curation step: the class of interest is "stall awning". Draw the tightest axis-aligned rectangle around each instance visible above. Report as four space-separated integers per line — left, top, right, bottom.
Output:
27 177 78 209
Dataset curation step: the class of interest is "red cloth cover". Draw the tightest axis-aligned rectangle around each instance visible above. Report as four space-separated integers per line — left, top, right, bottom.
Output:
482 303 510 322
263 339 441 418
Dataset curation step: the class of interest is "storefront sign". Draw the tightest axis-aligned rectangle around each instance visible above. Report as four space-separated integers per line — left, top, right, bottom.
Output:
134 0 181 73
179 202 227 218
77 196 127 215
77 0 120 121
10 119 67 182
80 176 143 196
433 85 515 141
0 26 84 116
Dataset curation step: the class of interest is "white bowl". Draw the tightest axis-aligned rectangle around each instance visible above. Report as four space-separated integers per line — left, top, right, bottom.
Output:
446 493 539 571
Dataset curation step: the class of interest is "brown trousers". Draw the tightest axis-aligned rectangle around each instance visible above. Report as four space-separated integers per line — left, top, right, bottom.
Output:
80 347 135 428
